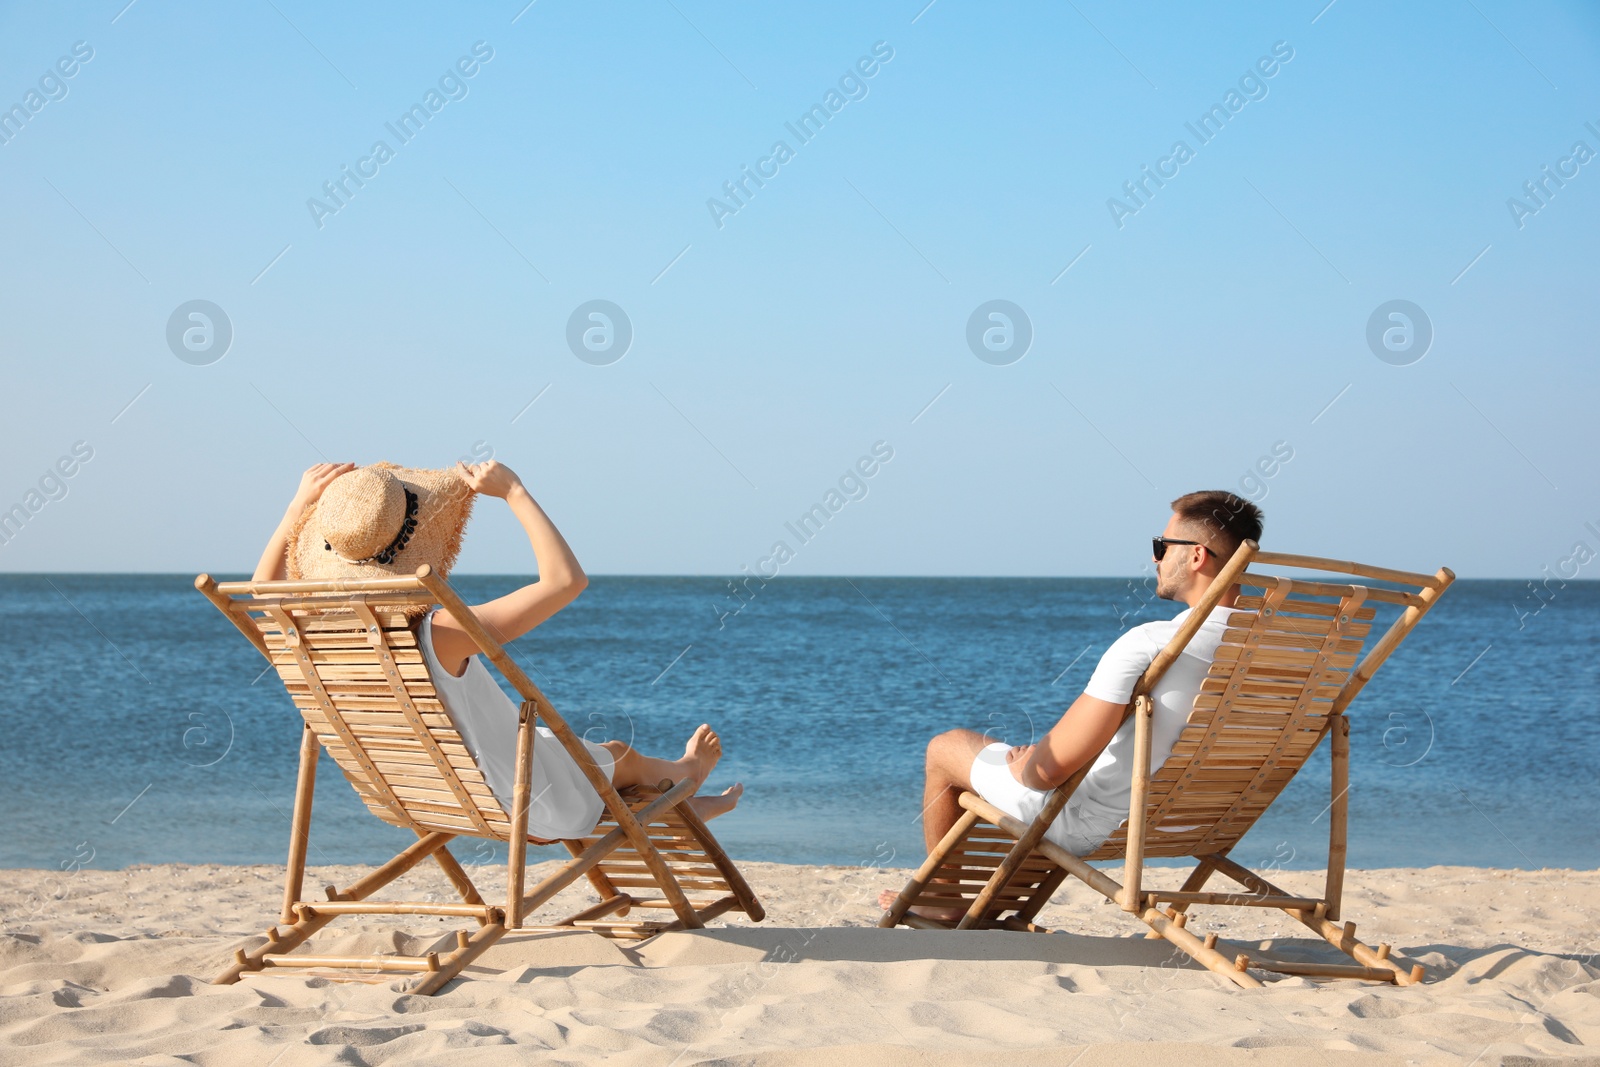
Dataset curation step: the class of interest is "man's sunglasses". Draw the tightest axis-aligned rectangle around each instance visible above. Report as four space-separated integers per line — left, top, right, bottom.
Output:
1152 536 1211 561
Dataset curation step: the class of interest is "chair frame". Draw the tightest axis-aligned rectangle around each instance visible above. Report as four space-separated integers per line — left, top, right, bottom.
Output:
880 542 1454 989
196 565 763 995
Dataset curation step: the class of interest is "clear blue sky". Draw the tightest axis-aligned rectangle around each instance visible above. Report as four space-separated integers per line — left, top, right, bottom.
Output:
2 0 1596 577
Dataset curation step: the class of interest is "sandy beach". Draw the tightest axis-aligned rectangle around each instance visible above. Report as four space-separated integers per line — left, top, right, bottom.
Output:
1 859 1595 1065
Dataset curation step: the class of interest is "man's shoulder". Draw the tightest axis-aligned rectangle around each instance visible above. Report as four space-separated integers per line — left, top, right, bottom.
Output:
1085 613 1181 701
1100 613 1183 666
1109 604 1239 661
1119 610 1186 643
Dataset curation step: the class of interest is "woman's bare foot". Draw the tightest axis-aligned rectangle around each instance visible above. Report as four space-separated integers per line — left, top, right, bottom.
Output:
687 783 742 821
876 887 965 923
683 724 722 789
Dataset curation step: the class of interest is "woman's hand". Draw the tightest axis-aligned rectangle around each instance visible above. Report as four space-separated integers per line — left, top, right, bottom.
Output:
255 461 354 583
289 462 355 515
428 458 583 667
457 460 523 499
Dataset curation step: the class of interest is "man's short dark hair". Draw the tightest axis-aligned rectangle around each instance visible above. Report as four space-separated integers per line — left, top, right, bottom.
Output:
1170 490 1263 560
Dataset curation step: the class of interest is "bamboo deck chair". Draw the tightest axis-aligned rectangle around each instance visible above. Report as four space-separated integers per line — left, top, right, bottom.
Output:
195 565 764 995
880 542 1454 989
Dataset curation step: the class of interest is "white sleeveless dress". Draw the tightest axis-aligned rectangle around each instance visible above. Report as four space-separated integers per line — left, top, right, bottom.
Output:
418 612 614 840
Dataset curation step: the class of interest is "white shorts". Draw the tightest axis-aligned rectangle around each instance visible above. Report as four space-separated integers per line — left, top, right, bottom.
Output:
969 743 1124 857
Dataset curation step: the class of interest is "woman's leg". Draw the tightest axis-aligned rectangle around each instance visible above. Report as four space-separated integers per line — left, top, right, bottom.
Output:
602 723 720 789
601 724 743 820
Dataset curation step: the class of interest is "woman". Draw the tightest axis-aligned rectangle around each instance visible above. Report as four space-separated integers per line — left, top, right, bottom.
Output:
253 459 742 839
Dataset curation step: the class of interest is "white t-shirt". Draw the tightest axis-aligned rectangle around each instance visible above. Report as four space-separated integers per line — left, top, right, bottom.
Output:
1071 602 1244 826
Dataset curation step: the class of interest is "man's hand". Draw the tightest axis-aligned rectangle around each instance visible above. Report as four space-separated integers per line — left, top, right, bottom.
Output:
456 460 523 499
1005 743 1037 784
1022 694 1129 793
290 462 355 515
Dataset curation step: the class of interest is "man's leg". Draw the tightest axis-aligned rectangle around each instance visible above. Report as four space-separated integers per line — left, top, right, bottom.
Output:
921 728 999 852
878 728 1000 918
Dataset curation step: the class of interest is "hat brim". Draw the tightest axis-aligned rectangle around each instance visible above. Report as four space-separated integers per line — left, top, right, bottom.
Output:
287 463 476 590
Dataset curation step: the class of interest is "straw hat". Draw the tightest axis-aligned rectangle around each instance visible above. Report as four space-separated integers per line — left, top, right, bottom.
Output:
286 463 475 584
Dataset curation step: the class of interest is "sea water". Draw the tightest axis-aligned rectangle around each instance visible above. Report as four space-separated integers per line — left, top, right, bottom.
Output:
1 574 1594 873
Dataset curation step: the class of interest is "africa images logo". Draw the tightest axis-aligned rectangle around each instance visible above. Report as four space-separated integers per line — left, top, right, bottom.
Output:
1365 300 1432 366
165 300 233 365
1106 41 1295 229
565 300 633 366
305 42 495 229
966 301 1032 366
706 41 895 229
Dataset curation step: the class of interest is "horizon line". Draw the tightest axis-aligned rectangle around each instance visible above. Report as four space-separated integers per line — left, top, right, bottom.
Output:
0 570 1589 583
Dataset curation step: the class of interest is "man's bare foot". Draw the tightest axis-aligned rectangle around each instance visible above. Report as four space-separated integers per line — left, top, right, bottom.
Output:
876 887 965 923
683 724 722 789
687 783 742 821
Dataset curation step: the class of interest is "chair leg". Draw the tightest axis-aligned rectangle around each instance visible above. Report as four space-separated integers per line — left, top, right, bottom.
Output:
429 842 486 912
617 825 700 929
217 831 460 986
965 797 1264 988
1118 695 1154 913
553 894 636 926
280 724 320 925
957 790 1072 930
222 910 338 986
672 792 766 922
879 809 979 928
1146 858 1221 938
1138 910 1262 990
562 838 628 913
520 781 697 919
1204 854 1421 985
1012 866 1069 926
407 922 507 996
1292 909 1424 986
1325 714 1351 922
613 787 703 930
1054 848 1258 989
505 702 536 929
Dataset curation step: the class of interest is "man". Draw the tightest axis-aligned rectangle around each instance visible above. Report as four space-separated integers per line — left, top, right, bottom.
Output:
880 490 1264 919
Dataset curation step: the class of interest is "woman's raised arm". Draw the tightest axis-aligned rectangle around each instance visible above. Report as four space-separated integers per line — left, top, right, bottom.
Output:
251 462 356 582
428 460 587 675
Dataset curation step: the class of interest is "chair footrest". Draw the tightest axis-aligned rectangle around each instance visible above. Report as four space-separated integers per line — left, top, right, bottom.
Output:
553 893 634 925
547 921 672 940
293 900 502 921
1247 958 1401 982
261 951 441 973
1149 891 1323 909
